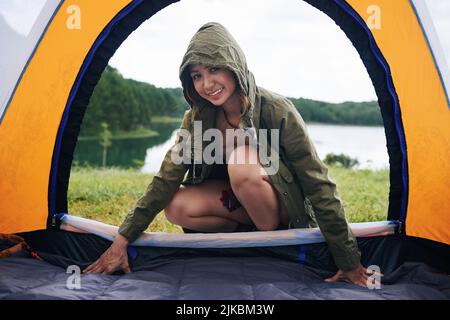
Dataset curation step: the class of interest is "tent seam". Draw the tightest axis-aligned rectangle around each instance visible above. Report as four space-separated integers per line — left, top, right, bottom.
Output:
175 258 187 299
242 258 255 300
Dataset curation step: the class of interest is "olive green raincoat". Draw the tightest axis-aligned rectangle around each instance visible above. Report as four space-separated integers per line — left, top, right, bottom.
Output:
119 22 361 271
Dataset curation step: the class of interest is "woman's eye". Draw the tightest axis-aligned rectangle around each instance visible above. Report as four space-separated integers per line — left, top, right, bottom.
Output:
192 74 200 80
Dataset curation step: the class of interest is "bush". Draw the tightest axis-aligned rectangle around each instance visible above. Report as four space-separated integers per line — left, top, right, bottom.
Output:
324 153 359 169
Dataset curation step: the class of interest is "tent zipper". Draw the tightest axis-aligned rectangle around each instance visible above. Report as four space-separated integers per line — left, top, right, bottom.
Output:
397 220 403 234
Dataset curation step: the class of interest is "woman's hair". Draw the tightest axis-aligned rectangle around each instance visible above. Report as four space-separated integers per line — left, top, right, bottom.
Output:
184 67 250 117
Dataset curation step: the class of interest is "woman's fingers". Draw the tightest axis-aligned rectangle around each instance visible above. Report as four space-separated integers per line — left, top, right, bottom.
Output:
324 271 342 282
325 269 372 288
324 265 383 289
85 261 106 274
83 258 101 273
83 254 110 274
90 265 106 274
82 244 131 275
96 261 129 275
122 264 131 274
84 258 130 275
367 270 384 278
356 279 368 288
101 269 112 275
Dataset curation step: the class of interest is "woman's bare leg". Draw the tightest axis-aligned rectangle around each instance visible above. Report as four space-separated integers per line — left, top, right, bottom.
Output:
227 144 290 231
164 180 253 232
164 145 289 232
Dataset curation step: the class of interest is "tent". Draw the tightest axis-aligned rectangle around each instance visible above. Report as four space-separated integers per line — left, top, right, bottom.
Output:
0 0 449 300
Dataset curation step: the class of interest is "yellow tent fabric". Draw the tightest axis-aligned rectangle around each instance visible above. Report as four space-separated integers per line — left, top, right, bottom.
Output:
0 0 133 233
347 0 450 250
0 0 448 245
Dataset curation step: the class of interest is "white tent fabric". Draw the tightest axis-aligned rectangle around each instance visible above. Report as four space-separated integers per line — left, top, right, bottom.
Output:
411 0 450 101
0 0 62 121
60 214 397 248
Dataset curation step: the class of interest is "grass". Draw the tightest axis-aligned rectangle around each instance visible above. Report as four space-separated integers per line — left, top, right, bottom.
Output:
327 166 389 222
68 166 183 233
68 166 389 233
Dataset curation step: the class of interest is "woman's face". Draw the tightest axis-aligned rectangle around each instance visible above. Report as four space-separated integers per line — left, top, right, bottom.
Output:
189 64 238 107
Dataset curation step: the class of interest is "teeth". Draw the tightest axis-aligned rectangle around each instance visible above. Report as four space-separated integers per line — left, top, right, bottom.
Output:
208 88 223 96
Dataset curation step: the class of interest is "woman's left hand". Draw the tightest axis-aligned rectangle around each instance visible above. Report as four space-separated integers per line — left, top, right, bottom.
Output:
324 264 378 288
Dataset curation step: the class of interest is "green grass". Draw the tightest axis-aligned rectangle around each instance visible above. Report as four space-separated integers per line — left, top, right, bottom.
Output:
68 166 389 232
327 166 389 222
68 166 182 233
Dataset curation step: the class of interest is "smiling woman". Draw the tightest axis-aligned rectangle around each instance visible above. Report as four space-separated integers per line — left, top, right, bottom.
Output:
187 65 252 133
190 66 236 104
188 64 252 134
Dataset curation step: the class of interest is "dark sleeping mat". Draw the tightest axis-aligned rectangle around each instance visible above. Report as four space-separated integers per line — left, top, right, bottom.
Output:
0 230 448 299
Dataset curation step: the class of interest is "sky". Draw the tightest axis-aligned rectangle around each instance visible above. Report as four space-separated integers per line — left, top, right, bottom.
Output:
1 0 449 103
108 0 450 103
110 0 381 103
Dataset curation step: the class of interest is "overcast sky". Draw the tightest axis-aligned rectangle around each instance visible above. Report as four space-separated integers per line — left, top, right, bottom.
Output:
1 0 449 103
108 0 450 103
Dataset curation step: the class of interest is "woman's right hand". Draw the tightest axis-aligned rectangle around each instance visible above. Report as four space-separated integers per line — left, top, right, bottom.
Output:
83 234 131 275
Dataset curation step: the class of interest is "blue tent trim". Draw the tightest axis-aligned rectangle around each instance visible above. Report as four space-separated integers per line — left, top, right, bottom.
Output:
48 0 146 222
332 0 409 231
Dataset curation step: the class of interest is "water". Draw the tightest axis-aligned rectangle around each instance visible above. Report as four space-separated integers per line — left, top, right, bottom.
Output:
141 129 180 173
73 123 389 173
73 122 180 168
306 123 389 170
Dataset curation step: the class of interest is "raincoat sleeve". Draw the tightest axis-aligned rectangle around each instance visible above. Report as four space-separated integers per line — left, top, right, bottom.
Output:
279 100 361 271
118 110 192 243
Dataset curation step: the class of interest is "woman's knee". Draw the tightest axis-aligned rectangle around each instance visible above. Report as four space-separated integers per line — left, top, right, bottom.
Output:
164 187 189 224
228 163 266 191
228 144 258 166
165 185 216 224
227 146 263 188
228 165 259 191
258 219 280 232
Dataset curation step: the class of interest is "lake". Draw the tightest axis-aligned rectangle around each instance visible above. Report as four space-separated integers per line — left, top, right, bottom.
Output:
73 123 389 173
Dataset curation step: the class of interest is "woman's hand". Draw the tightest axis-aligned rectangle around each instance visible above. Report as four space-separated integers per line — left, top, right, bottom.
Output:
83 234 131 275
324 264 380 288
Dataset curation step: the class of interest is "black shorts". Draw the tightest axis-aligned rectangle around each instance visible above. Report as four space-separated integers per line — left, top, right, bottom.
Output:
208 162 230 181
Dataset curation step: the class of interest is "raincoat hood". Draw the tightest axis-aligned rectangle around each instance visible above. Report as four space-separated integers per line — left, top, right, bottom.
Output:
179 22 258 129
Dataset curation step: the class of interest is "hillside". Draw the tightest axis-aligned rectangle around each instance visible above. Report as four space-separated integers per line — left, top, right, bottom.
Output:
81 66 383 135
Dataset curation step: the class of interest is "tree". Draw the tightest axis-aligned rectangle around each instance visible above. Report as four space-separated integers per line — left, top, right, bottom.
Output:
99 122 112 167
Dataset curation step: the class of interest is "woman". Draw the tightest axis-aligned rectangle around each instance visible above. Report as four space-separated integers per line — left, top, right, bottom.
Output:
84 22 370 287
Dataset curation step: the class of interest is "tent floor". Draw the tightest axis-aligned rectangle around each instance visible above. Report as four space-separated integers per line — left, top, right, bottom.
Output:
0 230 449 299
